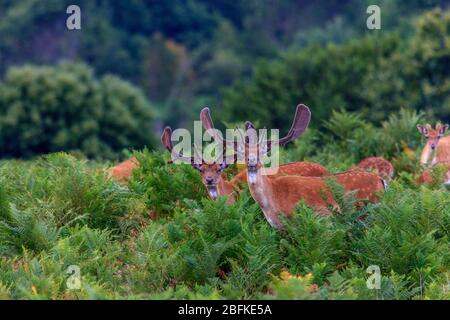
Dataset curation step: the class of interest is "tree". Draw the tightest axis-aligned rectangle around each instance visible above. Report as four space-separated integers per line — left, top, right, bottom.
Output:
0 63 155 159
221 34 400 130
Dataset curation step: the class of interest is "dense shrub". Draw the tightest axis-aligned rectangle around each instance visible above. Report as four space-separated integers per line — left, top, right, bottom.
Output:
0 106 448 299
0 63 156 159
0 146 448 299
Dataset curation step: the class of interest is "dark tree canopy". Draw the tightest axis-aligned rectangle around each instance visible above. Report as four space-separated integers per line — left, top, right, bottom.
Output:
0 63 155 159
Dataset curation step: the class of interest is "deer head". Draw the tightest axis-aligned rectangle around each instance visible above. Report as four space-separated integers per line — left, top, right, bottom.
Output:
417 123 449 151
200 104 311 184
239 105 311 184
160 126 229 200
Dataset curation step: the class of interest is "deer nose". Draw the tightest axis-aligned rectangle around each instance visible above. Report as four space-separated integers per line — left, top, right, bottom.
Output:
431 144 436 150
206 177 214 184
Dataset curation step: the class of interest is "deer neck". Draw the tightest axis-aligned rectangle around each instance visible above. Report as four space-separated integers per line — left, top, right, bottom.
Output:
217 178 234 197
420 143 433 165
247 167 282 228
436 136 450 163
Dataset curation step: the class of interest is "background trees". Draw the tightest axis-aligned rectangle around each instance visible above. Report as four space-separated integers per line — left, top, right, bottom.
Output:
0 64 155 159
221 10 450 130
0 1 450 158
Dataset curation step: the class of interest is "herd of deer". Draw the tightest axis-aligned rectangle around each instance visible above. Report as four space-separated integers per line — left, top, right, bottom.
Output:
110 104 450 230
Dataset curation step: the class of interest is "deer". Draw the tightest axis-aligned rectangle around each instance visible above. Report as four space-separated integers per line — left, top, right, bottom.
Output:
416 162 450 186
416 123 450 165
352 157 394 182
109 157 139 184
201 104 385 229
161 123 329 204
415 122 450 186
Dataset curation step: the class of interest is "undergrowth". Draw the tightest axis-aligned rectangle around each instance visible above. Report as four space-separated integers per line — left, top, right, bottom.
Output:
0 142 448 299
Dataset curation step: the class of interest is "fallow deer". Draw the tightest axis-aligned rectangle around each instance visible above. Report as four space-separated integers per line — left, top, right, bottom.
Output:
109 157 139 183
353 156 394 182
202 104 384 229
416 162 450 186
161 125 329 204
417 123 450 165
200 106 329 177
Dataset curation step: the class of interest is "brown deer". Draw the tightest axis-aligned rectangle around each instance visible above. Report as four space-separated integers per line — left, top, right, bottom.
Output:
416 122 450 186
417 123 450 165
161 125 329 204
353 157 394 182
416 162 450 186
203 104 384 229
109 157 139 183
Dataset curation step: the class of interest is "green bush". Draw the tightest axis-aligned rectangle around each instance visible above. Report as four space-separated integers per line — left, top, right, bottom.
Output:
222 9 450 130
0 63 156 159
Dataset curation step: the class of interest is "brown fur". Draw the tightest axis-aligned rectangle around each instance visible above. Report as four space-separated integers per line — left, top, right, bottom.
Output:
109 157 139 183
200 161 329 204
248 168 384 229
416 161 450 186
353 156 394 182
243 138 383 229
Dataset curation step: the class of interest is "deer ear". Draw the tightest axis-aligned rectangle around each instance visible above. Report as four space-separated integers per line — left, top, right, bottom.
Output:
416 124 427 135
439 123 449 135
161 126 173 151
245 121 255 130
192 163 202 171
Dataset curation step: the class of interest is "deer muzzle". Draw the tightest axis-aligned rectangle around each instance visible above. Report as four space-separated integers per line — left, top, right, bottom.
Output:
206 185 218 200
248 165 258 184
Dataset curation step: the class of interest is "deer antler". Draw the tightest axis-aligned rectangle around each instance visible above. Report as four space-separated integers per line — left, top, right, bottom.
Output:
200 107 241 162
242 104 311 150
278 104 311 146
160 126 194 164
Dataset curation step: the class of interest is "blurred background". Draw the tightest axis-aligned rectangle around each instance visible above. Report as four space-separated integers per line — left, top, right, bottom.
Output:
0 0 450 160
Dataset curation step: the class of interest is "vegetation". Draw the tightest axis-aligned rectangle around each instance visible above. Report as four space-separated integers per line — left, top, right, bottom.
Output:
1 1 449 130
0 64 155 159
0 1 449 300
222 10 450 130
0 108 448 299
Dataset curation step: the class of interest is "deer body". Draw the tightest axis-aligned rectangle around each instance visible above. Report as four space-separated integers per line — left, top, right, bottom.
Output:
237 104 384 229
417 123 450 165
207 161 329 204
353 156 394 182
248 168 384 229
416 162 450 186
419 137 450 165
434 136 450 164
109 157 139 183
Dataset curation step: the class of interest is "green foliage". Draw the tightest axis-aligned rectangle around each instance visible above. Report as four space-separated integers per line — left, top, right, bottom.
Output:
0 63 155 159
0 146 448 299
352 182 449 286
129 149 206 216
280 205 347 275
221 34 401 129
222 9 450 129
0 153 147 255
